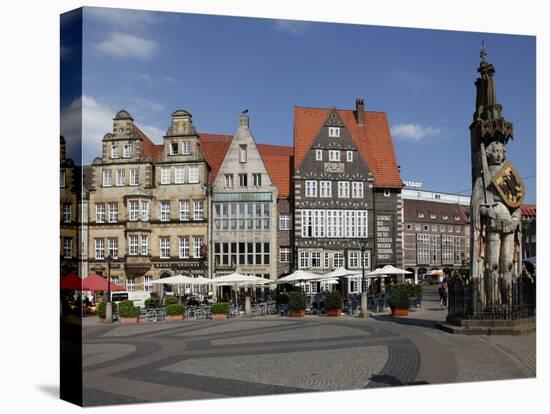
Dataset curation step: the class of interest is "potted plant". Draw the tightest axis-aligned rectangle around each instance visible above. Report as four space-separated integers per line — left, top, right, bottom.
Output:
163 296 179 306
97 301 118 323
324 291 342 317
288 291 306 317
144 297 160 309
166 304 186 321
211 302 230 320
387 285 410 317
118 300 140 324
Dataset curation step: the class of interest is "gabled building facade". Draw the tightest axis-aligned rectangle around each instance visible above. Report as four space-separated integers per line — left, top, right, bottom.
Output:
293 99 403 293
87 109 209 291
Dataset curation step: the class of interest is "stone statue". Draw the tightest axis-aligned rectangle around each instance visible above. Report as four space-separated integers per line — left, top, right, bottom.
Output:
469 50 524 307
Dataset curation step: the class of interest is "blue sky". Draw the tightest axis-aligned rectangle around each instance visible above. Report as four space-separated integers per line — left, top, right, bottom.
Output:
61 7 536 203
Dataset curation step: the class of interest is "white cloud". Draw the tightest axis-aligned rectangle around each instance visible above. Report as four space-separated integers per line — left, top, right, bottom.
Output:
95 32 156 59
391 123 442 142
60 95 164 164
274 19 310 36
85 7 161 29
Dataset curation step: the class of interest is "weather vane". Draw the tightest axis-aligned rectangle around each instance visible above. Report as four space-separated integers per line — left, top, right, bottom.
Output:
480 40 487 62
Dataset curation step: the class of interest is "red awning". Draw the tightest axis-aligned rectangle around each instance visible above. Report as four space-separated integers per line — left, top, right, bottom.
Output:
60 273 82 290
82 273 125 292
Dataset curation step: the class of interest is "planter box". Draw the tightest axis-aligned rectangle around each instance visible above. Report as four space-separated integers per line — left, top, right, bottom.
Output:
166 315 184 321
289 309 305 317
212 313 228 320
120 316 138 324
391 308 409 317
326 309 341 317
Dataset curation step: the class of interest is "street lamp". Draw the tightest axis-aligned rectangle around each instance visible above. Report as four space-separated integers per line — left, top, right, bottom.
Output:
359 239 369 318
105 254 113 323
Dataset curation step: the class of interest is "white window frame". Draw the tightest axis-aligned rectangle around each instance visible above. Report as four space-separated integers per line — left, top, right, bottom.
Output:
328 127 340 137
193 200 204 220
111 144 120 159
334 252 344 268
279 247 292 263
224 174 234 188
126 277 136 292
175 166 185 184
160 167 171 185
279 215 292 230
160 201 171 222
144 276 153 292
320 181 331 198
159 237 170 259
252 173 262 187
95 203 105 223
347 151 353 162
239 145 247 163
94 239 105 260
316 149 323 161
129 169 139 186
352 182 364 198
123 143 132 158
238 173 247 188
329 150 341 162
108 238 118 259
189 165 199 183
179 236 190 259
63 238 72 259
305 180 317 197
169 142 178 155
116 169 125 186
102 170 112 187
180 200 190 221
194 237 204 258
182 141 191 155
108 202 118 223
140 200 149 221
338 181 350 198
63 204 72 223
384 189 391 197
140 235 148 256
128 234 139 256
128 200 139 221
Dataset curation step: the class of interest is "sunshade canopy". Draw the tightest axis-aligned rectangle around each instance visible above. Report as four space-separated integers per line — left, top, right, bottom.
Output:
150 275 196 285
82 273 125 292
60 273 82 290
277 270 320 284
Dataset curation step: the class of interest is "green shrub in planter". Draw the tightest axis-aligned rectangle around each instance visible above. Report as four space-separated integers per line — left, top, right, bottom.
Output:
163 296 179 306
324 291 342 310
287 291 306 311
211 302 230 315
412 284 423 299
145 297 160 309
275 293 289 306
97 301 118 318
166 304 186 316
118 300 140 318
388 288 410 310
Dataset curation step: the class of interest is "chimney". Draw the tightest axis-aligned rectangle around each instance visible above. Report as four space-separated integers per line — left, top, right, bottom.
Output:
356 98 365 126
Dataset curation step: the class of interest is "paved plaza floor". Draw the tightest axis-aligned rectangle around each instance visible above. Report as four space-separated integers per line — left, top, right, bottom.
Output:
81 286 536 406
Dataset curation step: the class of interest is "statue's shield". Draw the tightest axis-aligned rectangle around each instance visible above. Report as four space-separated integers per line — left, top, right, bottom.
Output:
491 161 525 208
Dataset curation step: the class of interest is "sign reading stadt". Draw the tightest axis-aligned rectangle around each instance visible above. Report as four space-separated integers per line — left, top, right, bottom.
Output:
376 213 394 263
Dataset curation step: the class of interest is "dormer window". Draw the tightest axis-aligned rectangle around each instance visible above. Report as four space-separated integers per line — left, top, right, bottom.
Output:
111 144 120 159
454 216 460 221
123 144 132 158
238 173 248 187
418 213 424 218
329 150 340 162
347 151 353 162
239 145 247 163
430 214 436 219
182 141 191 155
252 173 262 187
328 127 340 137
224 174 234 188
443 215 448 220
170 142 178 155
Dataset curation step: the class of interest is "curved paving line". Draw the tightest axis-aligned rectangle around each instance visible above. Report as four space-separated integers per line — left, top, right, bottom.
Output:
83 387 150 406
83 341 161 372
366 340 421 388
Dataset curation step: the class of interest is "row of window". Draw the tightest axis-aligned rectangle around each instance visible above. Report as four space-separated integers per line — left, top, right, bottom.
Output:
301 210 368 238
213 202 271 231
417 248 464 265
94 236 204 260
102 168 140 187
169 141 192 156
224 173 262 188
305 180 364 198
416 213 461 221
214 242 271 266
407 223 462 233
94 199 205 223
314 149 354 163
304 277 367 295
110 143 133 159
160 165 200 185
298 250 370 270
416 234 463 246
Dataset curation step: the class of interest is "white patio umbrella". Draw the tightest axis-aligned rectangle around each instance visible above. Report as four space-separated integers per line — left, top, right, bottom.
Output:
151 275 197 303
367 265 412 277
211 273 270 306
276 270 320 284
318 267 362 280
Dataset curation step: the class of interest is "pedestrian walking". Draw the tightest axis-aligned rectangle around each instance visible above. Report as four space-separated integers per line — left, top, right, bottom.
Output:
439 281 448 309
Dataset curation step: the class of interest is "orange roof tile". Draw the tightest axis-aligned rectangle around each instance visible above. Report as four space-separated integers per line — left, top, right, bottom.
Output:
293 106 403 188
133 125 163 162
521 204 536 218
199 133 293 198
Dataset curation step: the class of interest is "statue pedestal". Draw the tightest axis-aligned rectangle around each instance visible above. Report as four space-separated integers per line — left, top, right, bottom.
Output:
436 316 535 335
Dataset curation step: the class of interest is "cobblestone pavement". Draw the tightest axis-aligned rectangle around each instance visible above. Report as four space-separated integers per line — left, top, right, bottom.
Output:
81 286 535 406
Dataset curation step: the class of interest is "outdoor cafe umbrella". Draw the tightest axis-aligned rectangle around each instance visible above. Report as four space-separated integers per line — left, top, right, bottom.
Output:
276 269 320 284
82 273 125 292
60 273 82 290
211 273 271 306
367 265 412 278
150 275 197 300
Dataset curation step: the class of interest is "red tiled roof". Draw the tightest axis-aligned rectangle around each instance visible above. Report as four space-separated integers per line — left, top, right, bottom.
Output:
403 199 468 225
521 204 536 218
133 125 163 162
293 106 402 188
199 133 293 198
